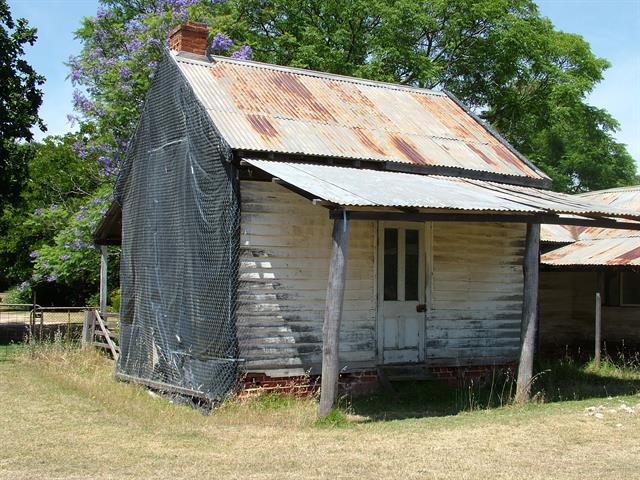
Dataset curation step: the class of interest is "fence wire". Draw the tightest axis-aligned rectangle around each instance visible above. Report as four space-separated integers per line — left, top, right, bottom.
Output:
113 50 241 401
0 304 87 343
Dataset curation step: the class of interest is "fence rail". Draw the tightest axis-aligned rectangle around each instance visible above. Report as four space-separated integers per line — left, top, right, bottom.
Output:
0 303 116 345
82 310 119 360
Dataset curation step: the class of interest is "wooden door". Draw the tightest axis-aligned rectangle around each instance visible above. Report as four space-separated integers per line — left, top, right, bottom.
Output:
378 223 426 364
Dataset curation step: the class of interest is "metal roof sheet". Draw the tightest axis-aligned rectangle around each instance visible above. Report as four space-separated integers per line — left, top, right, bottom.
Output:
541 185 640 243
173 52 547 180
541 237 640 267
243 159 640 219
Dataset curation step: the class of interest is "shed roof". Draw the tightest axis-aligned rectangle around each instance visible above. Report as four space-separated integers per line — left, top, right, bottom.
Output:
173 52 548 182
541 237 640 267
541 185 640 267
541 185 640 243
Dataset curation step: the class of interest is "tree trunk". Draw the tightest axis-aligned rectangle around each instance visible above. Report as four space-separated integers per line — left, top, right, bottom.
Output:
516 223 540 403
319 216 350 418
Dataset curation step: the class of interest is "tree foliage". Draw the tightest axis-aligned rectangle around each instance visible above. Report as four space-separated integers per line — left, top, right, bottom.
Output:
4 0 637 303
0 134 103 295
0 0 45 209
228 0 635 191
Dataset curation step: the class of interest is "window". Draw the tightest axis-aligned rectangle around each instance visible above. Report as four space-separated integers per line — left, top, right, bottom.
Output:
621 271 640 306
404 229 419 301
383 227 422 302
383 228 398 301
604 271 620 306
604 271 640 306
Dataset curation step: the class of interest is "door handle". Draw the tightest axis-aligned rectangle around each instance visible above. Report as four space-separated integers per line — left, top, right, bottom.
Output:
416 304 426 312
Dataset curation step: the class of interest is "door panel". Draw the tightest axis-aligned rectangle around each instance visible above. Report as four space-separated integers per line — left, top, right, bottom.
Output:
378 223 426 364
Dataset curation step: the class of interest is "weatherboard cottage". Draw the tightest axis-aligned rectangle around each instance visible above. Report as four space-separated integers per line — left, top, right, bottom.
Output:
94 22 640 410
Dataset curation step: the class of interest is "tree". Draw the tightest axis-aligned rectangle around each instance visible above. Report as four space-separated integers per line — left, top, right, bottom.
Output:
9 0 636 302
227 0 635 191
0 0 45 209
70 1 635 193
0 133 102 294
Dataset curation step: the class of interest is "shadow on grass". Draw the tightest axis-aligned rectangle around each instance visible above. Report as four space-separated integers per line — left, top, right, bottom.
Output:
535 358 640 403
348 359 640 422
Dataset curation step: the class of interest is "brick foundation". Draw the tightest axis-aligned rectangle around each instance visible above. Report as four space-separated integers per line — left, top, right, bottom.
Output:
239 364 516 397
239 370 380 398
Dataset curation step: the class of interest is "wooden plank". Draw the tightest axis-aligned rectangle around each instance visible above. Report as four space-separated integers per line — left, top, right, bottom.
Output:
516 223 540 403
94 310 118 360
319 216 350 418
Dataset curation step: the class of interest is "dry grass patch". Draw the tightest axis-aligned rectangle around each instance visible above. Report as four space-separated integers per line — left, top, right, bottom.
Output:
1 345 640 480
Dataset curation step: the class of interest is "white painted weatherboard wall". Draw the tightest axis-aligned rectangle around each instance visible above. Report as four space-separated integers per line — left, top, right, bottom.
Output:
429 222 526 366
238 181 377 376
238 181 526 376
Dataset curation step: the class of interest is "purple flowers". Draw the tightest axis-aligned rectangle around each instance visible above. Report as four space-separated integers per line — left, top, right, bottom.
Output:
212 33 233 51
46 275 57 283
29 251 39 259
231 45 253 60
34 208 42 216
119 67 133 81
50 203 57 210
19 281 29 292
59 255 71 261
98 156 118 177
72 90 95 114
71 140 88 159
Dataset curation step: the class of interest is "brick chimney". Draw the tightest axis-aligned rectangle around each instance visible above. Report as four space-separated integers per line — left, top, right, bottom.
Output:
168 22 209 56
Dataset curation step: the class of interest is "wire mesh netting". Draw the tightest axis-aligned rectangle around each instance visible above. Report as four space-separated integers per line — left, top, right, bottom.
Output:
114 50 241 400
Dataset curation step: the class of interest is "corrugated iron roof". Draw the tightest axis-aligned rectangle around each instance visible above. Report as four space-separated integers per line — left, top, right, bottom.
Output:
243 159 640 219
541 237 640 267
541 185 640 243
578 185 640 211
173 52 547 180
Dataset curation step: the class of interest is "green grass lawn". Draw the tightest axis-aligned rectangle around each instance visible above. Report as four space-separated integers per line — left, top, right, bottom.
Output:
1 344 639 479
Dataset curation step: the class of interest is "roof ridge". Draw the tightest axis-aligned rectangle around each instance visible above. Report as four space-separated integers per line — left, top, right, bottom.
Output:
173 51 447 97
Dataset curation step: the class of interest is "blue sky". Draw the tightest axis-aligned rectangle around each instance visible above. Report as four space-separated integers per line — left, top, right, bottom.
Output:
8 0 640 167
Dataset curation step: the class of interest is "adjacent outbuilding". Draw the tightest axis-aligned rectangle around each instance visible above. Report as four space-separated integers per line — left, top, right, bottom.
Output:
540 185 640 357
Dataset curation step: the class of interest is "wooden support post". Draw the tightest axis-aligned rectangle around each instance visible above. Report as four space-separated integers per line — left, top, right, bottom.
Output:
595 292 602 369
99 246 108 316
81 310 95 348
516 223 540 403
319 215 350 418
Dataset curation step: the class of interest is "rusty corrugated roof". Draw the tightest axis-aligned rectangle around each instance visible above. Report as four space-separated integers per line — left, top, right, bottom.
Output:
243 160 640 219
541 237 640 267
541 186 640 266
541 186 640 243
173 52 547 180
